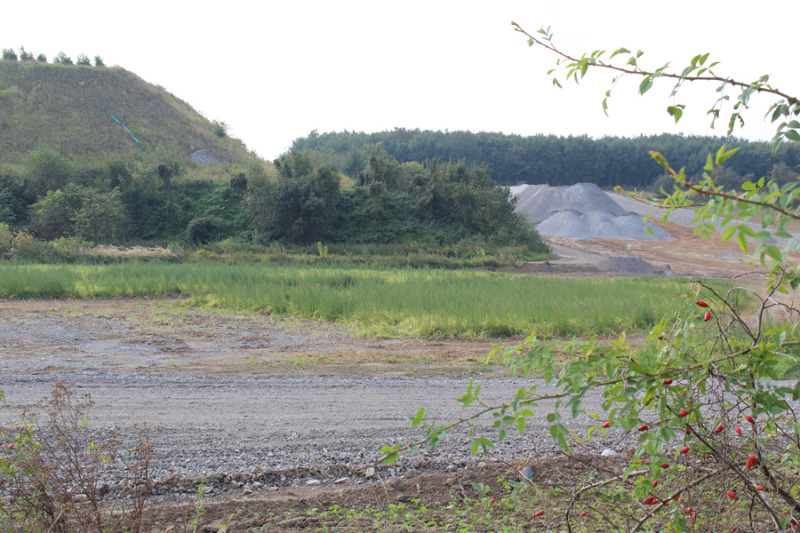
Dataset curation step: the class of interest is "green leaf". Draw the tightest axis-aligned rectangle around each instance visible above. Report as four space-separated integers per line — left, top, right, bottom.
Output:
721 225 737 243
639 77 653 95
785 129 800 142
610 47 630 59
783 364 800 379
737 231 748 253
766 245 783 263
409 408 425 427
667 105 684 123
380 453 399 464
715 145 740 165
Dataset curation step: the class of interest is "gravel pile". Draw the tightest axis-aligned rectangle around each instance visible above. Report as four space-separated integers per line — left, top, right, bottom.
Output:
513 183 672 240
594 256 664 276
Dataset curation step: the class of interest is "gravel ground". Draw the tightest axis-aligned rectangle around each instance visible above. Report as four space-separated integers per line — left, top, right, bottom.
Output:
0 301 623 500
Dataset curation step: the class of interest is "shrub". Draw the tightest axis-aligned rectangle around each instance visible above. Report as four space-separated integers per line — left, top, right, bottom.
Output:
0 382 155 532
1 48 17 61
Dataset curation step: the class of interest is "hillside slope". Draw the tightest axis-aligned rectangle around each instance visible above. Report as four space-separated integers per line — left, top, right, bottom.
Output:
0 60 254 165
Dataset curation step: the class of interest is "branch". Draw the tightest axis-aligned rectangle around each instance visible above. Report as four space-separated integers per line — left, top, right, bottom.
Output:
512 22 797 103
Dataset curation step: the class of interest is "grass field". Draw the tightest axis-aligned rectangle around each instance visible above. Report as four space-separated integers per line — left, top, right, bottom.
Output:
0 262 700 338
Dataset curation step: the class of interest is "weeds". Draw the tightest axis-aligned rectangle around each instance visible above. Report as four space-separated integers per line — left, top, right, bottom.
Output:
0 262 704 338
0 381 156 532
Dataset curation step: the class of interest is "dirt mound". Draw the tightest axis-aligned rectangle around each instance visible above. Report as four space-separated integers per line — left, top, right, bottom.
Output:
514 183 671 240
594 256 664 276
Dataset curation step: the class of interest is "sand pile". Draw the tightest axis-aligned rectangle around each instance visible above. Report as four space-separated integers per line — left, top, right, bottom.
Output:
514 183 671 240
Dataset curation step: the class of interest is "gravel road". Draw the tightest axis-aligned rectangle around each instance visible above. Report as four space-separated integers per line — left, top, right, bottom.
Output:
0 300 615 494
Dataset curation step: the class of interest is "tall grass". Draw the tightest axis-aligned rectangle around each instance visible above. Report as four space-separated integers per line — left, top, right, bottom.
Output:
0 262 697 338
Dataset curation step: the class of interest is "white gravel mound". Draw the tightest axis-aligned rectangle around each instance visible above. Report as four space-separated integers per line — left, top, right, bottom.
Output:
513 183 672 240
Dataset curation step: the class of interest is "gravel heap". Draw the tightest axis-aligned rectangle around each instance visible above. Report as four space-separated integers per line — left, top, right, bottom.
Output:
514 183 672 240
594 256 664 276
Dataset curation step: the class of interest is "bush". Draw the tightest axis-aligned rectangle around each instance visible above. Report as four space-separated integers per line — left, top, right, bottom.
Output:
0 382 155 532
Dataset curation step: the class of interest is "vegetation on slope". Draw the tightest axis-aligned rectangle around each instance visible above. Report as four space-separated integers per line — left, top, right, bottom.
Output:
0 58 544 253
0 60 254 166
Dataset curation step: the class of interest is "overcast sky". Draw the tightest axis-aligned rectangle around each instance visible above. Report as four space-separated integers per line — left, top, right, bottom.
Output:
4 1 798 160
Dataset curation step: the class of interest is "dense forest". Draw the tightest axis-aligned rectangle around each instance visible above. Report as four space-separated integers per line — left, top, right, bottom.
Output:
292 129 800 190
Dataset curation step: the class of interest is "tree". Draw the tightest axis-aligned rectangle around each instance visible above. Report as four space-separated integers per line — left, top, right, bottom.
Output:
75 53 91 66
18 46 34 61
93 55 105 67
53 51 73 65
383 26 800 533
24 147 72 199
36 53 46 63
2 48 17 61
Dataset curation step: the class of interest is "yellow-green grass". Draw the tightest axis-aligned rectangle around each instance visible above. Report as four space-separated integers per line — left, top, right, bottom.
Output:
0 262 700 338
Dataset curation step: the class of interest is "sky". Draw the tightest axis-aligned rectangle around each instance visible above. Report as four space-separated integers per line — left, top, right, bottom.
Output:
4 1 798 160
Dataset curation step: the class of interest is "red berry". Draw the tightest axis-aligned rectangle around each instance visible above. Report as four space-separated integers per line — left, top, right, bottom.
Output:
678 409 690 418
681 391 687 397
735 427 742 436
685 507 693 514
691 513 697 522
680 446 690 454
7 444 13 450
489 498 496 503
639 424 649 431
677 497 683 504
704 311 712 321
661 462 670 469
602 422 610 428
731 527 738 532
644 496 657 505
579 511 587 518
696 300 709 308
726 490 738 500
534 510 544 517
658 334 665 340
715 424 724 433
664 378 673 385
685 426 692 435
745 415 756 424
748 454 757 463
653 480 658 487
756 485 764 491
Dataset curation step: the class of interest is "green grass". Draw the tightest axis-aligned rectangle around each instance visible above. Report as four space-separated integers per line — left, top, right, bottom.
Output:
0 262 700 338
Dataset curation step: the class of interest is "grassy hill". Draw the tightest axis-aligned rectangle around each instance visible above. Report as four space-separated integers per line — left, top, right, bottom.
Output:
0 60 257 168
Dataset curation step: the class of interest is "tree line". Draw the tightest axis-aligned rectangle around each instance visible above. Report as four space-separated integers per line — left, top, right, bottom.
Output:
0 146 543 250
291 129 800 190
2 46 105 66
